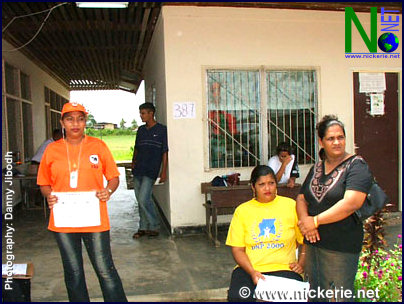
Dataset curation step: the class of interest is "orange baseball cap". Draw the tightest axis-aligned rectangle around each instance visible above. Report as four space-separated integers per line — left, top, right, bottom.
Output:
61 102 88 116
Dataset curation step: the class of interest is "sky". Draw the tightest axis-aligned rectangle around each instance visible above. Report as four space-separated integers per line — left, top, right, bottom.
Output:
70 81 145 128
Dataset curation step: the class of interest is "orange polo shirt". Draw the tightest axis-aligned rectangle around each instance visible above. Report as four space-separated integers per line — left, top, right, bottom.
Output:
37 136 120 233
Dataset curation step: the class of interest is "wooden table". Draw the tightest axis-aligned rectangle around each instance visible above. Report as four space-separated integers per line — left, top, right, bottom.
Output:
13 175 47 219
201 181 301 246
2 262 34 302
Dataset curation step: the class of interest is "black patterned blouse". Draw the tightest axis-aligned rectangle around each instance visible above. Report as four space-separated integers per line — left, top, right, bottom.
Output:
300 155 372 253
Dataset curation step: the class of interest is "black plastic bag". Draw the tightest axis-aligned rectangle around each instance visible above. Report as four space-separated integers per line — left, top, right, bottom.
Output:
211 176 227 187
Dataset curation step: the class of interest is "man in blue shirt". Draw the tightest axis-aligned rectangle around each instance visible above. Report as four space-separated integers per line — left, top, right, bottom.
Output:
132 103 168 238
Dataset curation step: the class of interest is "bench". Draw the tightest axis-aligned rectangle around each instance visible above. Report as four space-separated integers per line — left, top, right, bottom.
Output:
201 181 301 247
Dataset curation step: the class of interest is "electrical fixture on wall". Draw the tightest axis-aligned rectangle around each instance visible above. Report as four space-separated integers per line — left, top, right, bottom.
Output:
76 2 129 8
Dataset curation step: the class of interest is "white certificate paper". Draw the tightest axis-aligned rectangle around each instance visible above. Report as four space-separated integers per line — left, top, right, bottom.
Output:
52 191 101 227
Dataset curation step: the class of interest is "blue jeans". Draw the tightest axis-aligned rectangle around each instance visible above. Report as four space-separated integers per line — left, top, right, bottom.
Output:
304 245 360 302
54 231 127 302
133 175 160 231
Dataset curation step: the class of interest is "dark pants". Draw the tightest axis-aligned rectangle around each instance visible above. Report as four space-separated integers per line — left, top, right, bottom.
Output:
304 244 360 302
228 267 303 302
54 231 127 302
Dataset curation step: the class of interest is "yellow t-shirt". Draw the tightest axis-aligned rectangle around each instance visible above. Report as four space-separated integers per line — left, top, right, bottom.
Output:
226 196 303 273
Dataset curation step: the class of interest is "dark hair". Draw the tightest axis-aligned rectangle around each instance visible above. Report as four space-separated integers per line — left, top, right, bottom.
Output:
250 165 277 186
52 129 63 140
139 102 155 113
316 115 346 160
316 115 345 139
276 142 292 155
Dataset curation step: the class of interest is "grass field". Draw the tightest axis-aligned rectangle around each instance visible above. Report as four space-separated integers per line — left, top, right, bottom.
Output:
93 135 135 162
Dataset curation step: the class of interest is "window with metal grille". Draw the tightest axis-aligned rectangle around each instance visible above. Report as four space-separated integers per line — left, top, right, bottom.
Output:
266 70 317 165
44 87 69 138
206 69 317 169
207 70 261 168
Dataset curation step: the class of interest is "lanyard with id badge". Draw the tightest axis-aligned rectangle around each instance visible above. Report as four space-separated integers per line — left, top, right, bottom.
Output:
66 138 83 189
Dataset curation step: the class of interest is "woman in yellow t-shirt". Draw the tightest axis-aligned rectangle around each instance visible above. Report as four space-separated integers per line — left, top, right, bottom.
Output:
226 165 305 302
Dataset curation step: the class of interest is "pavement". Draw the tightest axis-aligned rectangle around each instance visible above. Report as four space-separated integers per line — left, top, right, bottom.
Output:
2 167 233 302
2 167 402 302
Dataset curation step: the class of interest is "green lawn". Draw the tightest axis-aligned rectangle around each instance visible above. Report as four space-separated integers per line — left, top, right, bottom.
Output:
93 135 136 162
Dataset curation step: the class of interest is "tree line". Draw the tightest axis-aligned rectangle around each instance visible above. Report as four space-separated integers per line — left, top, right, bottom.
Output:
86 113 138 136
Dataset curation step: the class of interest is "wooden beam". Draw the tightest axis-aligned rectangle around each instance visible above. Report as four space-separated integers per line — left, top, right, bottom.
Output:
162 2 402 13
133 7 151 69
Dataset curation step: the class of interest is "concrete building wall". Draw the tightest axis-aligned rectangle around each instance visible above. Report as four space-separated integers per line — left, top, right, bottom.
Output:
143 14 172 225
150 6 401 230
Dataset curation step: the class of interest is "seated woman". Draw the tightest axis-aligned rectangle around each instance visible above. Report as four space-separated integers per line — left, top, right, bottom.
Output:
226 165 305 302
268 142 300 188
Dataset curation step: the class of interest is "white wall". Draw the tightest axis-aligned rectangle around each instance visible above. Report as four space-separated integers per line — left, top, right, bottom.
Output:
2 39 70 213
147 6 402 230
143 14 172 224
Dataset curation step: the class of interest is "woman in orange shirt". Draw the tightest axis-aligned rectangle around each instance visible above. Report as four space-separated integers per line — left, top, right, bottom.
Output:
37 102 127 302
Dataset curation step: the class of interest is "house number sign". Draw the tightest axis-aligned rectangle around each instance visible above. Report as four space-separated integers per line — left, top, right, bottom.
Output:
173 102 196 119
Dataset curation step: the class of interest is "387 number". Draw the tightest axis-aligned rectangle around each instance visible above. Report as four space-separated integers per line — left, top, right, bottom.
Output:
173 102 195 119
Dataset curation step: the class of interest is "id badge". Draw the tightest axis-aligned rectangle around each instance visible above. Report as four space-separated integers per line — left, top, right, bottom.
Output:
70 170 78 188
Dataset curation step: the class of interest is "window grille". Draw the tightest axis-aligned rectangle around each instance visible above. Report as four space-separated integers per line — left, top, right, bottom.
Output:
6 98 22 154
206 69 317 169
266 70 317 165
22 102 34 159
207 70 261 168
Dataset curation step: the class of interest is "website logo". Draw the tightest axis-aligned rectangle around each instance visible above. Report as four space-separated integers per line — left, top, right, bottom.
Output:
345 7 400 59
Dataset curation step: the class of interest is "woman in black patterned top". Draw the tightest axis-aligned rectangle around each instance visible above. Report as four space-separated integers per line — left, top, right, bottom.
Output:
296 115 372 302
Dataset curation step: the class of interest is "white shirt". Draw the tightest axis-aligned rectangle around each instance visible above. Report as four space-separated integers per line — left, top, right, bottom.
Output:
268 154 296 184
31 139 54 163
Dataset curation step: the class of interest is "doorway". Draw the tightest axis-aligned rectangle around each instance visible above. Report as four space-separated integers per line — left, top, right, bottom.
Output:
353 72 400 211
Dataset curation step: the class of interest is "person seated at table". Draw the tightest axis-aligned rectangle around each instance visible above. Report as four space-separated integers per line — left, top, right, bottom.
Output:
268 142 299 188
31 129 63 164
27 129 63 177
226 165 305 302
